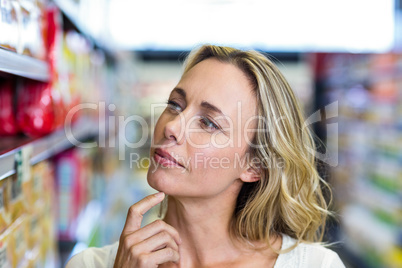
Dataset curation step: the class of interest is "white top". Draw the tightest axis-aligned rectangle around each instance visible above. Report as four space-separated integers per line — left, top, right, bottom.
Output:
66 234 345 268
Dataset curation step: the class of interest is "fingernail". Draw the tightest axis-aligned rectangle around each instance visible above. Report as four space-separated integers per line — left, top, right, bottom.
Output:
155 192 165 198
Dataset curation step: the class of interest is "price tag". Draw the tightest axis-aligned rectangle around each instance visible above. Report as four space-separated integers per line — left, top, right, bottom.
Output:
12 150 22 202
12 145 32 201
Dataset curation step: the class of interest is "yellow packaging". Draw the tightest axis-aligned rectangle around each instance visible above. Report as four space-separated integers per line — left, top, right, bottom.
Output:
40 211 55 258
40 161 56 216
9 215 29 268
30 160 57 264
27 211 41 251
386 246 402 268
30 162 45 208
26 245 42 268
9 173 26 222
21 174 32 214
0 179 11 234
10 147 32 221
0 227 12 267
21 146 32 211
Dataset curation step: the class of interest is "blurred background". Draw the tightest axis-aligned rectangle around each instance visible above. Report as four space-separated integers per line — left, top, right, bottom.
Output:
0 0 401 267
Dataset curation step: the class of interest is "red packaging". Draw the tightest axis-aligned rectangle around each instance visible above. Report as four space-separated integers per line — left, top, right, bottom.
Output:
16 80 56 136
15 5 67 137
0 79 19 135
45 4 61 77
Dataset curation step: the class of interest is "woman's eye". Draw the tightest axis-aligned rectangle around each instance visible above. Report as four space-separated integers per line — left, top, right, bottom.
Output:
200 117 220 130
166 100 182 112
166 100 220 131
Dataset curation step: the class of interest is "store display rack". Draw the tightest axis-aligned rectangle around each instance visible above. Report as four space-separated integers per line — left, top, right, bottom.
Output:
53 0 86 36
0 118 98 181
322 53 402 268
0 48 49 82
53 0 110 52
0 0 100 181
0 1 110 266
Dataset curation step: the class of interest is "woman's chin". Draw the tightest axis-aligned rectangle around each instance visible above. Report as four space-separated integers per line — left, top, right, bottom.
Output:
147 163 185 192
147 170 171 193
147 179 162 192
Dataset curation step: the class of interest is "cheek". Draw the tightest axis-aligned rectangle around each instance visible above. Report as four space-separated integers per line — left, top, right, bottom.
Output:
186 127 232 149
211 133 231 147
190 147 240 180
186 131 213 148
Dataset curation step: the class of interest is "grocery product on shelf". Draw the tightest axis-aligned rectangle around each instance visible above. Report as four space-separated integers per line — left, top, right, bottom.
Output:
318 52 402 268
8 215 29 268
0 0 116 266
0 178 11 235
16 80 59 137
0 0 47 59
0 2 108 137
19 0 46 60
0 79 19 135
54 148 90 241
0 0 20 53
0 154 58 267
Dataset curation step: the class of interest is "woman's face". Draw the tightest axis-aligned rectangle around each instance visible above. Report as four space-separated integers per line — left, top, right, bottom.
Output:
147 58 258 198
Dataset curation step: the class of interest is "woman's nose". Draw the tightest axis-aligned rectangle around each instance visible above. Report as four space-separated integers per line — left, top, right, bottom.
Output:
164 112 186 145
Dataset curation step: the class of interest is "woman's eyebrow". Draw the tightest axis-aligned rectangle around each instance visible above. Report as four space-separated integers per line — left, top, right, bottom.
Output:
201 101 230 127
172 87 186 98
200 101 224 117
172 87 229 123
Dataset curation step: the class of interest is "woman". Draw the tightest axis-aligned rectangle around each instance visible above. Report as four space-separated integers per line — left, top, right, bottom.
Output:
67 45 345 267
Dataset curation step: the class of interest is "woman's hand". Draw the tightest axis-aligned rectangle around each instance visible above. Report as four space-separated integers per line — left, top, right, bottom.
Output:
114 192 182 267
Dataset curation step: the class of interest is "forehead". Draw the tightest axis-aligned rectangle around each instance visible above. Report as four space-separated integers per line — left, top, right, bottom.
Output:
176 59 257 120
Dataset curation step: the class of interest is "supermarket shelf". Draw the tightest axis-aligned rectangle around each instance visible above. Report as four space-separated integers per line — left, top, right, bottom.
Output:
54 0 84 33
54 0 110 51
60 200 102 266
329 225 373 268
0 48 49 82
0 118 98 181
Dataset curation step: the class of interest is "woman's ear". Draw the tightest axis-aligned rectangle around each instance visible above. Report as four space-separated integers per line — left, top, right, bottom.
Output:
239 165 261 183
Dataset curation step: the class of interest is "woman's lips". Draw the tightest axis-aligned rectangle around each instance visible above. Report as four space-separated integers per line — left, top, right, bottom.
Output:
153 150 185 168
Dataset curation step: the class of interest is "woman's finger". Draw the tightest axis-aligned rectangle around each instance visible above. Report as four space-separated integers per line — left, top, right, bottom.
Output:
122 192 165 235
125 219 182 246
135 230 179 253
136 247 180 267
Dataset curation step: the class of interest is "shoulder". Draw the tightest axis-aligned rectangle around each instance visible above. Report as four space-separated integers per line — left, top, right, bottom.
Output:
274 235 345 268
65 242 119 268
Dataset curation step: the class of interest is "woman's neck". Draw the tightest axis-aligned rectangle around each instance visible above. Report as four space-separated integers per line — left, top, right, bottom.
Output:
163 182 244 267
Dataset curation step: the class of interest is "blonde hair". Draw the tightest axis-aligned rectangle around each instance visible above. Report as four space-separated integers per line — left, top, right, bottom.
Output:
181 44 333 252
